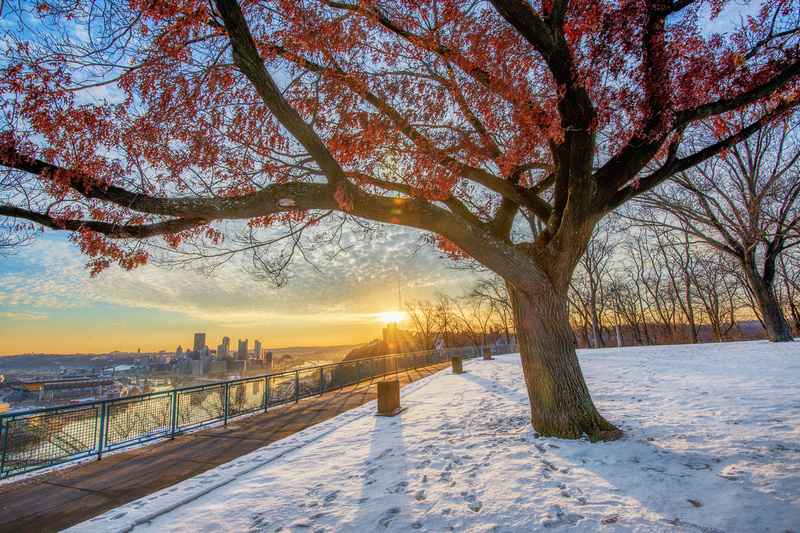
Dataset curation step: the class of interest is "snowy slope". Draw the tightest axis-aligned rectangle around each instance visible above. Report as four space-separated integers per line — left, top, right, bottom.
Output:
70 341 800 532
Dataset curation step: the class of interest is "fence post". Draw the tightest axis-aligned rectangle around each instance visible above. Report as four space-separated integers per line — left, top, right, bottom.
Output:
356 361 360 383
171 390 179 438
264 376 269 412
223 383 229 426
97 402 106 460
295 371 300 403
0 417 8 477
319 367 324 394
339 363 344 390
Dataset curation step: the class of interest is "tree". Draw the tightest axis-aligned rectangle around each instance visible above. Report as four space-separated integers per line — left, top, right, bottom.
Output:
618 212 701 342
571 224 618 348
403 299 440 351
466 276 515 344
636 117 800 341
777 251 800 333
689 248 743 342
1 0 799 440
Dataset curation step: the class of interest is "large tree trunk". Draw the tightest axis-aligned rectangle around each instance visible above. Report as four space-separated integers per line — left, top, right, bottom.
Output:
744 265 794 342
507 281 621 442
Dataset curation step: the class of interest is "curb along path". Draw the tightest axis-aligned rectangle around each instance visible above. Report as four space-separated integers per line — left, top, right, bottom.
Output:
0 363 450 533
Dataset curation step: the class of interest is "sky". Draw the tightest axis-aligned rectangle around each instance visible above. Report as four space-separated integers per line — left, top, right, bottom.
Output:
0 226 482 355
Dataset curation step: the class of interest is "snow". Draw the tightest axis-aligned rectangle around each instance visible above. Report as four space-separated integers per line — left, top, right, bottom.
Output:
69 341 800 532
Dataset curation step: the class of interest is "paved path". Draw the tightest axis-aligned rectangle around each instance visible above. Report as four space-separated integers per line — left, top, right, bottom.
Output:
0 363 449 533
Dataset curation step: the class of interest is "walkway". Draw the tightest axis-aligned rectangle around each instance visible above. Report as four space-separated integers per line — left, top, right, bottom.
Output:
0 363 450 533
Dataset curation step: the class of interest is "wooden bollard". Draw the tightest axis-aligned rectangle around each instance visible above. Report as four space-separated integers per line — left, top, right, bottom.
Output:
451 356 466 374
482 347 493 360
376 380 405 416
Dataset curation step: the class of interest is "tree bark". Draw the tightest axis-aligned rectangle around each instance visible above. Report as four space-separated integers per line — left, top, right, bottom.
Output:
507 281 621 441
743 263 794 342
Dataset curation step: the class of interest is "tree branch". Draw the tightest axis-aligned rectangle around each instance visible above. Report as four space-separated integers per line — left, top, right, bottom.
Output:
0 205 208 239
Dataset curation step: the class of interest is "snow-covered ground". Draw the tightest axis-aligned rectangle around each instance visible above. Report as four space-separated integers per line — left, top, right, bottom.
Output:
71 341 800 532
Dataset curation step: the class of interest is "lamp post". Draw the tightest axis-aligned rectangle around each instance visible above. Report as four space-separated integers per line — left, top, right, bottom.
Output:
609 286 623 347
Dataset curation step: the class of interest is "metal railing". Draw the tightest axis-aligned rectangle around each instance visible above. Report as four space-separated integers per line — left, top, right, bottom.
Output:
0 343 517 480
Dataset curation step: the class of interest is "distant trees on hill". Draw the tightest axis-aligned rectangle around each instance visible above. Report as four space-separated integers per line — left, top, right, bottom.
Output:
402 276 515 351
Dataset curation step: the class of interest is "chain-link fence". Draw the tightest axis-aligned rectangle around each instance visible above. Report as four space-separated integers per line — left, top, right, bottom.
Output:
0 343 516 479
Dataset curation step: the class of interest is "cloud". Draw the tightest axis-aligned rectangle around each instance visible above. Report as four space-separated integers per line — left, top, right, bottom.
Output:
0 311 49 320
0 227 482 328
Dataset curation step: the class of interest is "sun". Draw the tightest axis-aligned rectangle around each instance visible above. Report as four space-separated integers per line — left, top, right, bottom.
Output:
378 311 405 324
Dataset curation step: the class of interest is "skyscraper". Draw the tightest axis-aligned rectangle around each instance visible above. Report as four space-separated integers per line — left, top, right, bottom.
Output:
222 336 230 347
193 333 206 352
254 340 262 360
217 344 228 359
238 339 248 360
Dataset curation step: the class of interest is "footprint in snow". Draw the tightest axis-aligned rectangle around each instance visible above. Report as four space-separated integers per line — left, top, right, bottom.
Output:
363 466 380 477
378 508 402 528
390 481 410 493
461 490 483 512
375 448 394 460
542 511 585 529
322 490 340 507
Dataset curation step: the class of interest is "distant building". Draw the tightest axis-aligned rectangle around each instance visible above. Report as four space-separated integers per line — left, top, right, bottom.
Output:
209 360 227 374
254 340 262 360
176 345 183 357
231 360 246 374
193 333 206 352
217 344 228 359
238 339 248 360
9 378 116 402
177 359 191 374
383 322 399 343
265 351 273 370
222 336 230 347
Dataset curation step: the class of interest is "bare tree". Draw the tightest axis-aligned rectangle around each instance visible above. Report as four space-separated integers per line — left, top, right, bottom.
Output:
607 276 648 346
571 225 618 347
466 277 515 344
777 251 800 333
689 249 744 341
403 300 440 351
637 117 800 341
433 294 459 348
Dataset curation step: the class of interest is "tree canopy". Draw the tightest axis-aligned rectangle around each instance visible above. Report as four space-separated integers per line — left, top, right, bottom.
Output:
2 0 796 274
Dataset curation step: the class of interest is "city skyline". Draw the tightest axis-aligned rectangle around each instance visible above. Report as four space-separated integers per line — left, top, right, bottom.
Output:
0 226 482 356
